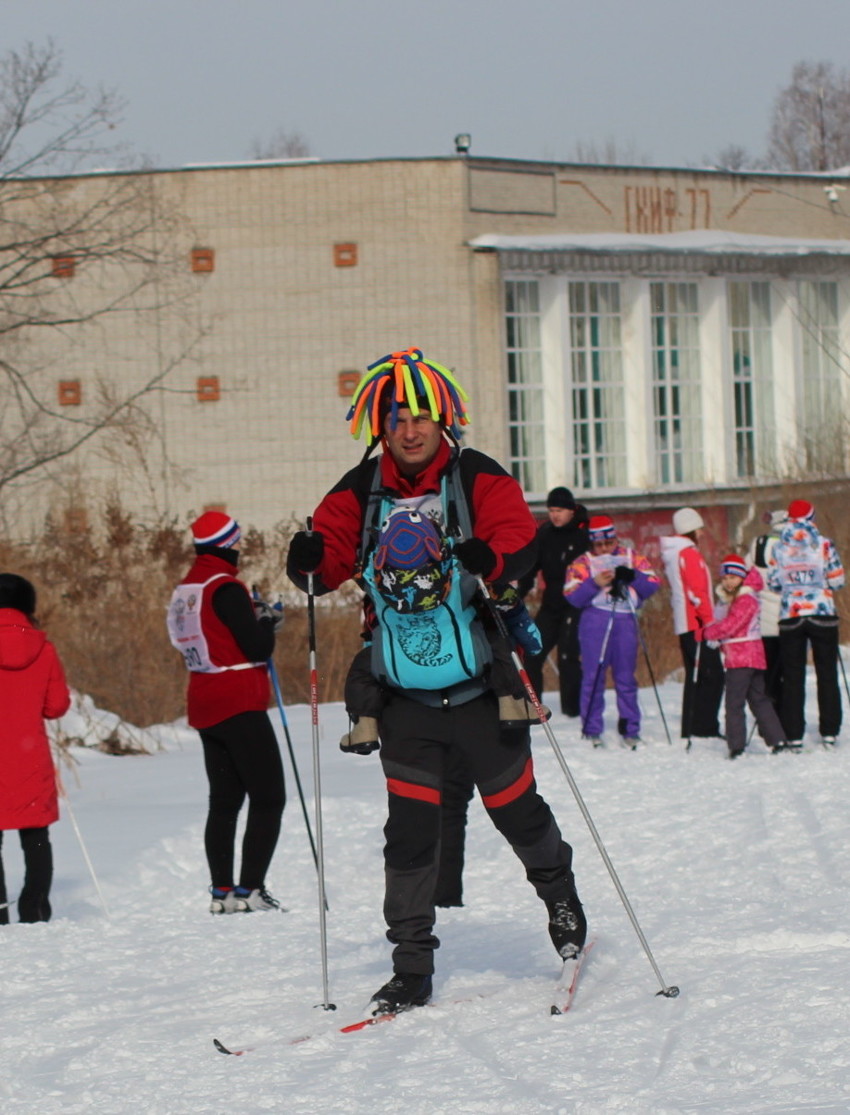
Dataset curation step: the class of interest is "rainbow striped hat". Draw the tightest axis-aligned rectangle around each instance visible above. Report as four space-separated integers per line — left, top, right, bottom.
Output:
346 348 470 446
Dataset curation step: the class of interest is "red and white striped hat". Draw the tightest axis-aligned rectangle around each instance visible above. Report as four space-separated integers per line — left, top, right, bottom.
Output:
191 510 241 549
588 515 617 541
720 554 747 579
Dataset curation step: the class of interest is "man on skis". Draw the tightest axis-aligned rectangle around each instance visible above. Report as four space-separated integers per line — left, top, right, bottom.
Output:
287 348 586 1015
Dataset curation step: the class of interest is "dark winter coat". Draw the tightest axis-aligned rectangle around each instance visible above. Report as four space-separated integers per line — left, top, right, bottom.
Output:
176 553 274 730
0 608 71 830
518 508 589 611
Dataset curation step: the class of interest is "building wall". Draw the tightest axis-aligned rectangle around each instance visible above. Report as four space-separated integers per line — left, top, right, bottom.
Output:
5 155 850 539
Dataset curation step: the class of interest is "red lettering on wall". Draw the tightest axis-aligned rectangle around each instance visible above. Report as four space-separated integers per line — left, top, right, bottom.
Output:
624 185 712 232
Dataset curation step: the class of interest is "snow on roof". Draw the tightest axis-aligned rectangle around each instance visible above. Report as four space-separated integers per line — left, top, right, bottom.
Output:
469 230 850 256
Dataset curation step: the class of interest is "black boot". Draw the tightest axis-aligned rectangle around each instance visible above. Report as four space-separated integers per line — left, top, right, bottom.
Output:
369 972 433 1015
546 890 587 960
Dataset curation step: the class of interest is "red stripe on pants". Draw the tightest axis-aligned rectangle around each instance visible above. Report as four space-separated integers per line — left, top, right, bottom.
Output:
481 757 534 809
387 777 441 805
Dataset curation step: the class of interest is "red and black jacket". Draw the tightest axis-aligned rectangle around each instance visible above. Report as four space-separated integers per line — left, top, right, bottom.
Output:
288 440 538 594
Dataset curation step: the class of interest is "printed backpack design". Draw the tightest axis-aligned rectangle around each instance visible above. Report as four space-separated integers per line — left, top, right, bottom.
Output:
363 504 491 690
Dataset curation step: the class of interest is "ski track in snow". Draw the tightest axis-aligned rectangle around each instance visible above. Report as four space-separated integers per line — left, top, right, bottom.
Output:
2 675 849 1114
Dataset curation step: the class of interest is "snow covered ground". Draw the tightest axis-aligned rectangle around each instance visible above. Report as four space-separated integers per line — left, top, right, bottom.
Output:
2 674 849 1114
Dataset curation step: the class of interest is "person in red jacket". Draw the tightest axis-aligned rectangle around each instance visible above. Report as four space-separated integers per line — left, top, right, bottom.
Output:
659 507 725 743
287 348 586 1017
0 573 71 924
167 511 285 914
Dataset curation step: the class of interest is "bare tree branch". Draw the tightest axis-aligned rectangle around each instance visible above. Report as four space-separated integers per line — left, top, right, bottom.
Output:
248 126 311 161
0 40 203 508
767 60 850 172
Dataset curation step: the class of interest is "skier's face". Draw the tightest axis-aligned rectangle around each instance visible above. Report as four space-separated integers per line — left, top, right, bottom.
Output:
591 538 617 556
384 407 443 476
548 507 574 528
721 573 744 593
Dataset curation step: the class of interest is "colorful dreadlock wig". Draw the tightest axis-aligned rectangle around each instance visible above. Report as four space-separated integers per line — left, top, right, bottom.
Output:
346 348 470 446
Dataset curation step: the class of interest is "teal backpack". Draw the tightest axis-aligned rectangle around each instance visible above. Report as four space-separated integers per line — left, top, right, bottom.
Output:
359 459 492 696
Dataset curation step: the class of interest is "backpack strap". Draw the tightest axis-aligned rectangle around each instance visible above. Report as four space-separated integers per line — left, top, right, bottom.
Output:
446 447 474 540
356 456 384 571
754 535 768 568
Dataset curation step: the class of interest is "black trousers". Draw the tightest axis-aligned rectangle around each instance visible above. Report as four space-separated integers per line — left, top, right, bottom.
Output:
200 710 285 890
378 691 576 976
344 645 493 908
524 604 582 716
0 827 53 924
432 747 474 907
679 631 725 739
778 617 841 740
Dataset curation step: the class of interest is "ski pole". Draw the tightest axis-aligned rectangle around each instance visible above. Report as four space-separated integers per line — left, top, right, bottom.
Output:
476 576 680 999
837 643 850 707
684 637 701 752
581 597 617 741
251 587 325 900
267 662 328 908
305 516 335 1011
54 761 111 919
624 591 673 747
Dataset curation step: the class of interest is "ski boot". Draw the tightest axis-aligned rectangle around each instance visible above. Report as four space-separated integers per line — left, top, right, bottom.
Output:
546 889 587 960
369 972 433 1015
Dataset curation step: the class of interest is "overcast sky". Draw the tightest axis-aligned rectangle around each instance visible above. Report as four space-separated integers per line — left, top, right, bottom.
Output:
6 0 850 171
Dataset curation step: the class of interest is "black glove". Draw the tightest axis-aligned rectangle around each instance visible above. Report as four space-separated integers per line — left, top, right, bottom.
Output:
289 530 324 574
613 565 636 586
454 538 497 578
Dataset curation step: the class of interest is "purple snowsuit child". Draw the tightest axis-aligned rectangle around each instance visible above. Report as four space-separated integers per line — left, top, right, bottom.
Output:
564 516 661 746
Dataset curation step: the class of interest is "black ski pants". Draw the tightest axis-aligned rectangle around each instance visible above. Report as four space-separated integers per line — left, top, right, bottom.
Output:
778 617 841 740
344 644 486 909
378 690 576 976
523 603 582 717
0 827 53 924
679 631 725 740
200 709 285 891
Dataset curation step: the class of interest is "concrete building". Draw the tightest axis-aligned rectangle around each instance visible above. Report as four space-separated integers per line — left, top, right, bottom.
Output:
7 154 850 547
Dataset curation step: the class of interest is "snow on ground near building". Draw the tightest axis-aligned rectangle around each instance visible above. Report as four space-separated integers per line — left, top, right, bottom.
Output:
2 675 849 1114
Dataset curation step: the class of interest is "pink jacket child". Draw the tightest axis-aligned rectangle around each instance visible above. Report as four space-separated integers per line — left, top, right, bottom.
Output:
697 556 789 759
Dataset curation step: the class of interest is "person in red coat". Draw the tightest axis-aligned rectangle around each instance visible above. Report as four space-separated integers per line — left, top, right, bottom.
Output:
0 573 71 924
167 511 285 914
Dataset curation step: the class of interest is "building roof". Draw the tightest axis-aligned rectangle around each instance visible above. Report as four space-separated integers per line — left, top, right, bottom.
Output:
470 230 850 275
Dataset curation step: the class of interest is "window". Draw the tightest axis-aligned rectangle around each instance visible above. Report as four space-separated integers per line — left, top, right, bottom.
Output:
568 281 627 489
190 248 215 273
798 280 842 472
333 242 358 267
729 281 773 478
196 376 220 401
51 255 76 279
651 282 702 484
505 279 545 492
58 380 82 406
